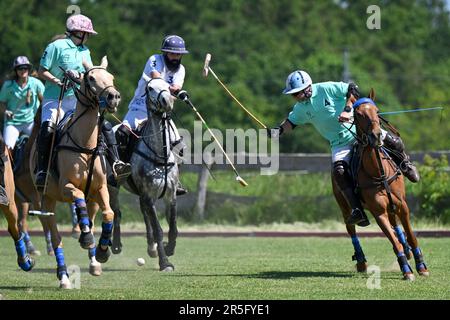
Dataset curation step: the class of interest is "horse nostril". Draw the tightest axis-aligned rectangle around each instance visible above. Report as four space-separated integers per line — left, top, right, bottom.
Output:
116 94 121 100
107 93 114 100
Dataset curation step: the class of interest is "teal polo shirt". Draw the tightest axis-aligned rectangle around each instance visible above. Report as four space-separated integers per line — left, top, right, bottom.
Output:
0 77 45 126
40 37 93 99
288 81 356 151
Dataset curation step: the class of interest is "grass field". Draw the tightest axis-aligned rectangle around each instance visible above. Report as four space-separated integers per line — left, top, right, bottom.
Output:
0 235 449 300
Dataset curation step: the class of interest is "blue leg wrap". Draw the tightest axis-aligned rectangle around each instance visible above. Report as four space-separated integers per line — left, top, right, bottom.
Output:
394 226 411 255
23 232 31 243
15 233 34 271
89 246 97 259
75 198 90 228
54 247 65 267
351 236 366 262
412 247 427 270
71 202 78 227
397 252 413 273
99 222 113 246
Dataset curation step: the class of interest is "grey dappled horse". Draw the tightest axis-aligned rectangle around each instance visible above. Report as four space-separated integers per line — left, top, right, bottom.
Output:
109 78 179 271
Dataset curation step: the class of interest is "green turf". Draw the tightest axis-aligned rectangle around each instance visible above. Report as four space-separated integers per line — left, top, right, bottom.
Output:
0 236 449 300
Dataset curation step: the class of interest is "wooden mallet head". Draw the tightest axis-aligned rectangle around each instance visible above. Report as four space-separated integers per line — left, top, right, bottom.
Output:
203 53 212 77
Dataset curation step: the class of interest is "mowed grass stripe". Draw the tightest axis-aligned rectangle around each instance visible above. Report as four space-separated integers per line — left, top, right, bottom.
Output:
0 237 449 299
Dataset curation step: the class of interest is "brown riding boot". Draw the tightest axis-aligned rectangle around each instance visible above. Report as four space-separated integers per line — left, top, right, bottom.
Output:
383 133 420 183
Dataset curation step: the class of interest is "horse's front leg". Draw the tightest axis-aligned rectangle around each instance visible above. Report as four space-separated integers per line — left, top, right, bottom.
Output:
140 195 174 271
42 196 71 289
86 200 102 276
93 184 114 264
62 181 95 250
108 184 123 254
164 197 177 257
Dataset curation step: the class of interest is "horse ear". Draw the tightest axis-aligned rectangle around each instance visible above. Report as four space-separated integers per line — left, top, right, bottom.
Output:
82 59 93 71
100 56 108 69
369 88 376 101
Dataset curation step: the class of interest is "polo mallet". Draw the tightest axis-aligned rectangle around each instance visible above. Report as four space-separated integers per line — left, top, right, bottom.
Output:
29 76 69 216
203 53 267 129
178 92 248 187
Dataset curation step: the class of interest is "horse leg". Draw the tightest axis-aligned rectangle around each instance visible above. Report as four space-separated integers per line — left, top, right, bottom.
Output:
140 195 174 271
332 180 367 272
70 202 81 239
164 199 178 257
389 214 412 260
38 215 54 256
43 198 71 289
140 200 156 258
17 201 41 256
94 185 114 264
84 201 102 276
1 201 35 272
399 200 429 277
372 210 415 281
108 185 123 254
63 182 95 249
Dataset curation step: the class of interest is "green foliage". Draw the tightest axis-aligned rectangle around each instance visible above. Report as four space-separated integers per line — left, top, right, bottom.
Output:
0 0 449 152
410 154 450 223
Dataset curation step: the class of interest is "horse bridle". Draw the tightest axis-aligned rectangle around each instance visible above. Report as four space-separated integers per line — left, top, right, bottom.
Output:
73 67 117 111
145 78 171 114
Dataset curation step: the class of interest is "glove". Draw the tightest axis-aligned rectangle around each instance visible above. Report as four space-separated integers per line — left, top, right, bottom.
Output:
176 90 189 101
267 127 283 139
5 110 14 120
66 69 81 80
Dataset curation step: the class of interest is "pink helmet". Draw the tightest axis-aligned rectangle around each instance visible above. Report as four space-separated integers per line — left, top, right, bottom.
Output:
66 14 98 35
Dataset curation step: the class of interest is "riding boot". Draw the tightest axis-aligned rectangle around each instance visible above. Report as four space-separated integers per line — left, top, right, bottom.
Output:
171 138 188 196
102 121 131 181
35 121 56 191
333 160 370 227
341 187 370 227
383 132 420 183
0 134 9 205
116 124 132 162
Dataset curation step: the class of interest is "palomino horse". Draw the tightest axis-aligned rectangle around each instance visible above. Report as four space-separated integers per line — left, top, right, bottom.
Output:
109 78 178 271
0 142 34 272
332 90 429 281
30 56 121 288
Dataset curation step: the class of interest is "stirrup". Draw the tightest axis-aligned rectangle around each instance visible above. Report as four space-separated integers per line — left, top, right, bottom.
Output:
346 208 369 226
176 186 188 196
112 161 132 180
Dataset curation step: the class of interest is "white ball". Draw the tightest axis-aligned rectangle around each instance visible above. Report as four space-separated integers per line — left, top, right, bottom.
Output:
136 258 146 266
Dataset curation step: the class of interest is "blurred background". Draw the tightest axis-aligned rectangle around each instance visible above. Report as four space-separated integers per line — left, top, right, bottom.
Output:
0 0 448 227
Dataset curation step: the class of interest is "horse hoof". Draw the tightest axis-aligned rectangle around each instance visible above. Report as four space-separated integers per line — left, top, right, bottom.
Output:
30 249 41 257
147 243 158 258
403 272 415 281
71 227 81 239
95 245 111 263
78 231 95 249
89 261 102 276
356 262 368 273
161 265 174 272
405 250 412 260
418 269 430 277
59 278 72 289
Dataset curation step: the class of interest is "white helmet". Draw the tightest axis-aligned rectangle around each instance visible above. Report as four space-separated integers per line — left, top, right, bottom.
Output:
282 70 312 95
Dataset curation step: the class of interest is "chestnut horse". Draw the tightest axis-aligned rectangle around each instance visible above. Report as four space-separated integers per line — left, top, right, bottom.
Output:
1 142 34 272
332 90 429 281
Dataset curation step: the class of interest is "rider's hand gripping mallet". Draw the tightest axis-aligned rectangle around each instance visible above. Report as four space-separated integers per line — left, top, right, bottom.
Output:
178 92 248 187
203 53 267 129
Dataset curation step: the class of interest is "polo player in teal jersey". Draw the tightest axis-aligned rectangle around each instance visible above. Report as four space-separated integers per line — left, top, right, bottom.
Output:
268 70 419 226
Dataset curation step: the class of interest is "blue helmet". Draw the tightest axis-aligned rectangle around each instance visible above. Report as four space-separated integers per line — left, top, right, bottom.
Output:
282 70 312 95
161 35 189 54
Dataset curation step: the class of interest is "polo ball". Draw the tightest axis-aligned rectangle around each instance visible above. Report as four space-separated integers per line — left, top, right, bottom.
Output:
136 258 146 266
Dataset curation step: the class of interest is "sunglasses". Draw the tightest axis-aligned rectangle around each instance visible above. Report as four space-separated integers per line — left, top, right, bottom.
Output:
16 67 30 71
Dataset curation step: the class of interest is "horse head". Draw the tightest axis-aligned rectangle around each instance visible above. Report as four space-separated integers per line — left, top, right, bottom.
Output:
353 88 382 148
81 56 121 113
145 78 174 115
